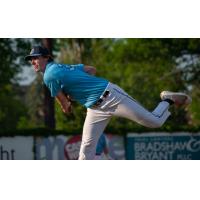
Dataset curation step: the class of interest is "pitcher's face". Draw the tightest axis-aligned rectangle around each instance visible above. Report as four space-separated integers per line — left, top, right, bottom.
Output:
30 56 48 72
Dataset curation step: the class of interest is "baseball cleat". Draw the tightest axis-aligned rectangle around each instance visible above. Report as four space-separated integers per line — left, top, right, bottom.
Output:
160 91 192 106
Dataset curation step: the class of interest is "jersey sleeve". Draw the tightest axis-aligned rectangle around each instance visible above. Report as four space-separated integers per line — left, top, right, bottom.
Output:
45 79 62 97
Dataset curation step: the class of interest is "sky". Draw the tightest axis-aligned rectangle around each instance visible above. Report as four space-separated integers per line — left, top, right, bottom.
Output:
17 65 36 85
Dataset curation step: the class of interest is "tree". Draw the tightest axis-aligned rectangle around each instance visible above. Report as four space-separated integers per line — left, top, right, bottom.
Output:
54 38 200 133
42 38 55 129
13 38 199 133
0 39 31 132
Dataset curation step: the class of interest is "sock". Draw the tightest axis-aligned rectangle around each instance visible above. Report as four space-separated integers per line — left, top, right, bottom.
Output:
163 99 174 105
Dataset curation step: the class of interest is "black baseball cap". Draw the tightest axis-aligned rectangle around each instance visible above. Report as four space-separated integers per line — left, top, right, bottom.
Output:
25 46 50 61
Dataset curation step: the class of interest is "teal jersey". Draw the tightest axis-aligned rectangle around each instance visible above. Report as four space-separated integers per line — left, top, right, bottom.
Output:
43 62 109 108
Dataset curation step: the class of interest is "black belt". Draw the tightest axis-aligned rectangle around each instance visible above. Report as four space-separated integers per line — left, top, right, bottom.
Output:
92 90 110 107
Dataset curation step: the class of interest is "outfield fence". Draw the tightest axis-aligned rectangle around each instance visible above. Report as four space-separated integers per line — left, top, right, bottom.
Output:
0 132 200 160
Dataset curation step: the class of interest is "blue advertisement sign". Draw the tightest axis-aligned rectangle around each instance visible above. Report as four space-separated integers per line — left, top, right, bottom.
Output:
126 132 200 160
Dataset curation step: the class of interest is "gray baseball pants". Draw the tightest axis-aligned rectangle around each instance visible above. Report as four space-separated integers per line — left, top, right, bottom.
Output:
78 82 171 160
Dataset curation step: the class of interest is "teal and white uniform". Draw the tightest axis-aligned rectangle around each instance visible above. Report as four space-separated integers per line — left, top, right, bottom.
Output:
43 62 171 160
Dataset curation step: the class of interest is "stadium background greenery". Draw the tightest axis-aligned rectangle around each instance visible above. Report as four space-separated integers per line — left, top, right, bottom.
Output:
0 38 200 136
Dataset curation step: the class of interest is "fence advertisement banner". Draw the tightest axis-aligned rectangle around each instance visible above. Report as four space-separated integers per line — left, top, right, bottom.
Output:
126 132 200 160
0 136 34 160
35 135 68 160
35 134 125 160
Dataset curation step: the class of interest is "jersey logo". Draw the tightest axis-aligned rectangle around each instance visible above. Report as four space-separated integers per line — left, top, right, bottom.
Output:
69 65 75 71
58 64 75 71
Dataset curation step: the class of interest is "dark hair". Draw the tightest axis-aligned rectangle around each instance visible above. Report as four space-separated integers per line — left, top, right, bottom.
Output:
42 55 54 63
47 56 54 63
